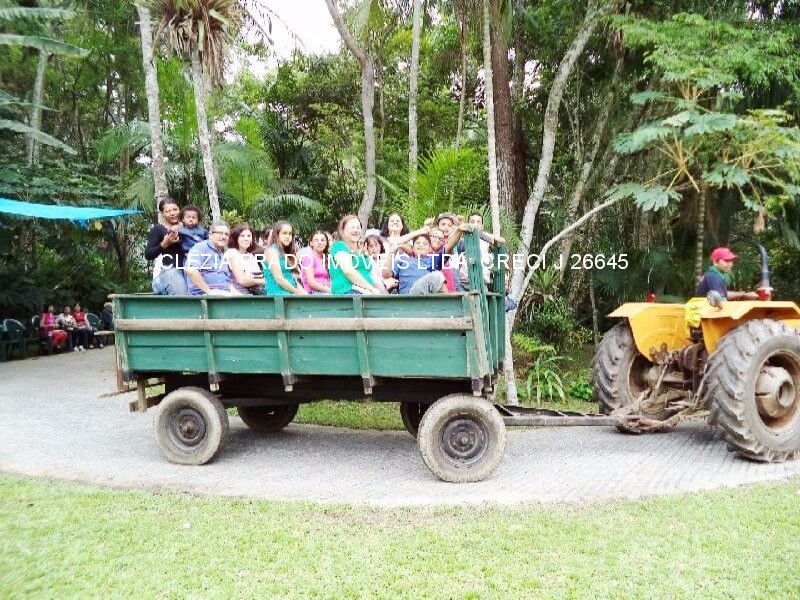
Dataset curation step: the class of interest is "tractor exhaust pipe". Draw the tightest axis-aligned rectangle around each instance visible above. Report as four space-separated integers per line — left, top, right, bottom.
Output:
757 244 772 300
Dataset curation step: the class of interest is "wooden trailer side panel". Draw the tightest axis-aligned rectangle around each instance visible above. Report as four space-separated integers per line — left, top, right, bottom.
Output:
117 294 482 382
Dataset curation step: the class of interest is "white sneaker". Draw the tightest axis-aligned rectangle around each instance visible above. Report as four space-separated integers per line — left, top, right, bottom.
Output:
73 347 79 352
79 346 85 352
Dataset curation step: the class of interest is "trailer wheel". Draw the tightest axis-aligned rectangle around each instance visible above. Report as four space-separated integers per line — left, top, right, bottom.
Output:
154 387 228 465
705 319 800 462
417 395 506 483
400 402 428 438
238 404 299 433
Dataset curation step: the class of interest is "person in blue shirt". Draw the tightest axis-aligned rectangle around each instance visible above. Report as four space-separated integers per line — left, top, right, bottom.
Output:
178 204 208 254
697 247 759 301
185 220 235 295
393 224 470 294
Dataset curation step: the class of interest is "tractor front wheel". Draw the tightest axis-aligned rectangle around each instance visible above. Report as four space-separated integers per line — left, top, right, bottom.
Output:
704 319 800 462
592 322 671 420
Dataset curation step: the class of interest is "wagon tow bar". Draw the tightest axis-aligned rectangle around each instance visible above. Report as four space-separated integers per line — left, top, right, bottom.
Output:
495 405 616 427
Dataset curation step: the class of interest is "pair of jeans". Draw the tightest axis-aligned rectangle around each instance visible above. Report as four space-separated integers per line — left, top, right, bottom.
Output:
152 267 188 296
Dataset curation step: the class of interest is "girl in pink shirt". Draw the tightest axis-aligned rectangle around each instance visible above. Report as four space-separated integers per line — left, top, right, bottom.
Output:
300 230 331 294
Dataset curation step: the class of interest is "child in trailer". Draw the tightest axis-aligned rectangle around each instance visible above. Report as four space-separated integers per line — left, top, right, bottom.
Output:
392 224 470 295
263 221 307 296
178 204 208 255
299 230 331 294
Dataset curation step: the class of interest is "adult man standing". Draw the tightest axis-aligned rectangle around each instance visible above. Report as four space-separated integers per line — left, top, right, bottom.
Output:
697 247 759 301
145 198 188 295
185 220 236 295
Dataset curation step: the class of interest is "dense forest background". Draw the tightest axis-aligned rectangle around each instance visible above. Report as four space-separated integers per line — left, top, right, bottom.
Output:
1 0 799 401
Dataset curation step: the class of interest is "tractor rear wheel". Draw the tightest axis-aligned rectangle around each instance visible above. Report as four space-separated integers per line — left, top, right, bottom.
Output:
704 319 800 462
592 322 671 420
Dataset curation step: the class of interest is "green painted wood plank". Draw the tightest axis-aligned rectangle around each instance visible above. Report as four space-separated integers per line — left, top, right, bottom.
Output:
129 347 207 372
273 297 294 387
200 299 218 384
113 297 130 378
352 297 373 391
362 296 466 318
213 348 282 373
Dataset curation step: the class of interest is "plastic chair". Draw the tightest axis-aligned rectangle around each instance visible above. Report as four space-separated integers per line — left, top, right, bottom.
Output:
88 312 114 346
0 323 9 361
4 318 39 358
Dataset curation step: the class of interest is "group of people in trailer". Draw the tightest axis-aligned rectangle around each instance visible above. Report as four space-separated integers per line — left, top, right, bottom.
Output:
146 198 503 298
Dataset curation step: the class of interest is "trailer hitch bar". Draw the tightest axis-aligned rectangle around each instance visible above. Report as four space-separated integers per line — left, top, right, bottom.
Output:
495 404 616 427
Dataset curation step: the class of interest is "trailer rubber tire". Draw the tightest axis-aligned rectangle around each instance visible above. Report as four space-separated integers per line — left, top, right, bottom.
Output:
417 395 506 483
704 319 800 462
592 321 671 420
154 387 228 465
238 404 299 433
400 402 429 438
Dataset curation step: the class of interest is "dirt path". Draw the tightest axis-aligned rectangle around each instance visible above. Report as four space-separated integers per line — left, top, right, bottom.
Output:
1 348 799 506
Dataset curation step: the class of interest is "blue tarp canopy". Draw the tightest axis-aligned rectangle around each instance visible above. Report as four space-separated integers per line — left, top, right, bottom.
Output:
0 197 141 224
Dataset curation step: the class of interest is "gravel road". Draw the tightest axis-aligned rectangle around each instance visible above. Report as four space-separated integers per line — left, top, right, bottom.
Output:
2 348 799 506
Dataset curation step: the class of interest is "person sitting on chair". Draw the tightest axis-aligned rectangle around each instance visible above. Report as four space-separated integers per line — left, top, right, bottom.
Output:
39 305 68 352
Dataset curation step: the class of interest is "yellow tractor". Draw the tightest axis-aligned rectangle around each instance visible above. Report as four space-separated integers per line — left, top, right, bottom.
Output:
592 295 800 462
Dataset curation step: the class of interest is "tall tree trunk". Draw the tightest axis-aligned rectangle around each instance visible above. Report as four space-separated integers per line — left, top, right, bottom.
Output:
27 49 49 166
136 5 169 209
378 61 386 207
504 0 617 405
695 185 709 278
190 47 221 221
490 0 514 216
455 19 468 151
325 0 377 226
360 56 377 227
511 22 528 215
511 0 613 301
557 55 623 274
408 0 422 196
483 0 500 237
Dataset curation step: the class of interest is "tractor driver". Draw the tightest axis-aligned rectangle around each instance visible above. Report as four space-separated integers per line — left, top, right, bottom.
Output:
696 247 759 301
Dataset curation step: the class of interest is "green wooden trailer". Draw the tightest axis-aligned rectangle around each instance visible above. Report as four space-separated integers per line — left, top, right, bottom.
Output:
115 232 544 482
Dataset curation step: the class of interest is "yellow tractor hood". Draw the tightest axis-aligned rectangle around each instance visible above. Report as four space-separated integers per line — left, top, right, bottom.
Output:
607 301 800 357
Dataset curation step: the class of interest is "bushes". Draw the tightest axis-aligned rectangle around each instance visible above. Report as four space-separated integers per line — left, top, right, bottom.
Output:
522 297 591 354
512 297 594 405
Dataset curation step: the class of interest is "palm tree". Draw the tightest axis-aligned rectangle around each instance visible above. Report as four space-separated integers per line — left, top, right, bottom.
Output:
451 0 479 151
0 6 88 161
325 0 377 227
408 0 422 197
482 0 500 236
147 0 245 221
135 3 169 209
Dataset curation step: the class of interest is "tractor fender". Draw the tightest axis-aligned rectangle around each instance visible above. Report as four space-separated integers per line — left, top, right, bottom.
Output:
607 303 691 359
698 301 800 353
608 301 800 358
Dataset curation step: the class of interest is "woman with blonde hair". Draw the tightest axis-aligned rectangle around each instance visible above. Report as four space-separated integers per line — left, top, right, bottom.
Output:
329 215 379 295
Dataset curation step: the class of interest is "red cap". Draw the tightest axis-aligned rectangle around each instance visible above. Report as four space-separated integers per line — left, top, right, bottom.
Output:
710 247 737 262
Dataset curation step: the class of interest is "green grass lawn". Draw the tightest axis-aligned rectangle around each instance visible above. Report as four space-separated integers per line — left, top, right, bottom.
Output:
2 475 799 598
